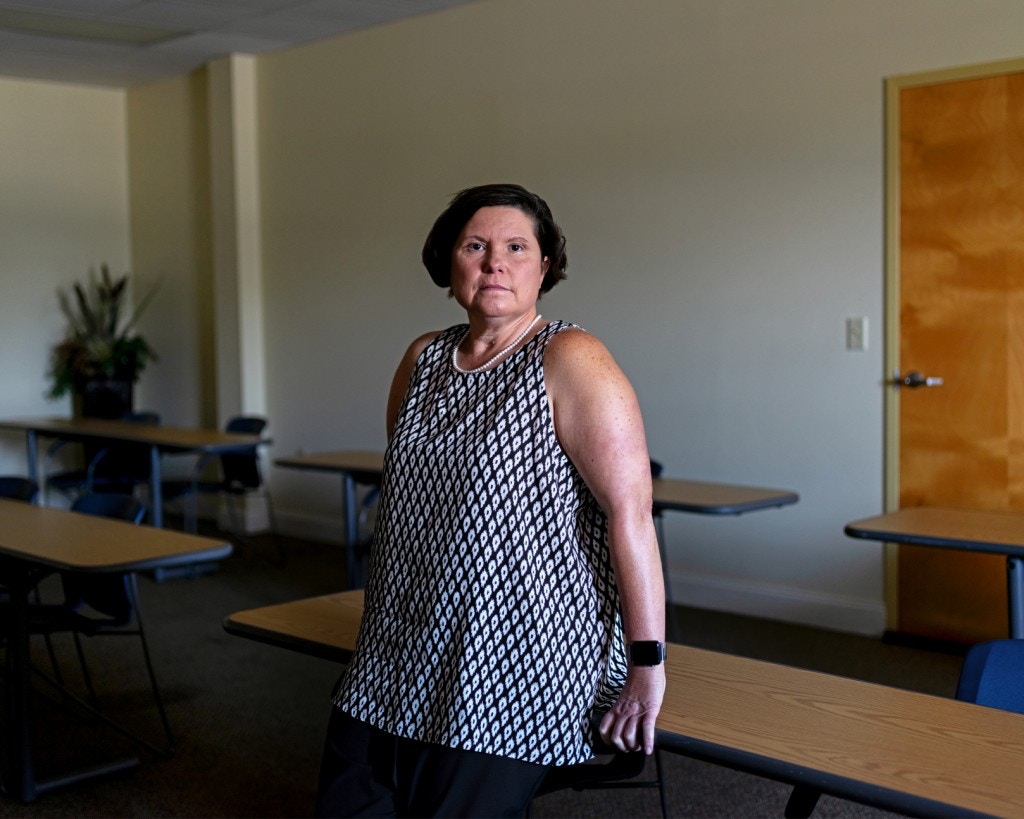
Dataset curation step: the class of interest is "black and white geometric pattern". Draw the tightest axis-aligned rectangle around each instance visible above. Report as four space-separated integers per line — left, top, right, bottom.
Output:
333 320 627 766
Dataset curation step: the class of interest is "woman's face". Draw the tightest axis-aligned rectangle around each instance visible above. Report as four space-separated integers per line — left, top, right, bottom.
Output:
449 206 550 319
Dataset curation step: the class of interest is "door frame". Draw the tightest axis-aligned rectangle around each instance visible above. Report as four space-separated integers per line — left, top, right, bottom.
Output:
883 56 1024 632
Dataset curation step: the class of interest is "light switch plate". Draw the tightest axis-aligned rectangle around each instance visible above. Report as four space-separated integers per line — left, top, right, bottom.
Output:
846 316 867 351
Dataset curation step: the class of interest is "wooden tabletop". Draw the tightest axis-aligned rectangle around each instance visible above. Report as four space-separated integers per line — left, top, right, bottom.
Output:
276 450 799 516
846 506 1024 556
224 589 1024 817
275 450 383 475
0 499 232 572
658 647 1024 817
225 589 365 662
0 416 269 454
651 477 798 515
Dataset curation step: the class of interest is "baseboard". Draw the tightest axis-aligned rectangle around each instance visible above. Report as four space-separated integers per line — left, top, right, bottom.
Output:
172 494 275 535
216 494 270 534
669 571 887 637
275 508 346 545
882 630 970 656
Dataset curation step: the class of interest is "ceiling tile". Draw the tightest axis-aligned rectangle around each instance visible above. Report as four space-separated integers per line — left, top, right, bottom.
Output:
0 0 480 86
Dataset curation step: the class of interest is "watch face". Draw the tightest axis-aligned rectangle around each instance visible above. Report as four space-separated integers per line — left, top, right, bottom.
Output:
628 641 665 666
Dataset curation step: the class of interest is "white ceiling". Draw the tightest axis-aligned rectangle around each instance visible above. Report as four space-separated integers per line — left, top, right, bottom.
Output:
0 0 479 88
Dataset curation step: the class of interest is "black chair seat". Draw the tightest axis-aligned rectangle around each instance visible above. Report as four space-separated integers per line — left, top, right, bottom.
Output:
531 713 665 816
536 747 648 796
18 601 127 636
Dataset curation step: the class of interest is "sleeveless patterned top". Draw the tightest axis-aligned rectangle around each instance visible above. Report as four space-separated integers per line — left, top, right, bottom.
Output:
332 319 627 766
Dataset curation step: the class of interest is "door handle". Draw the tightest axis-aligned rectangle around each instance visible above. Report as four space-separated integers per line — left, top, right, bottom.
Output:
890 369 944 389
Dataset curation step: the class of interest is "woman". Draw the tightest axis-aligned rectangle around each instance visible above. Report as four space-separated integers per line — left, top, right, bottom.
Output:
316 183 665 818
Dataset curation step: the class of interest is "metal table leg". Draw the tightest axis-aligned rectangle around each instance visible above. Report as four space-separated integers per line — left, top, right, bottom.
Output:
3 573 37 801
24 431 38 490
149 445 163 528
342 473 360 588
1008 556 1023 639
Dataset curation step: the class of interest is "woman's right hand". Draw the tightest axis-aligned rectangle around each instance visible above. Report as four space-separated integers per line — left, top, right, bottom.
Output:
598 665 665 755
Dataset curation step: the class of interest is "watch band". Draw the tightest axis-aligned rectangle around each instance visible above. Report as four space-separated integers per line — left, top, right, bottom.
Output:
626 640 666 666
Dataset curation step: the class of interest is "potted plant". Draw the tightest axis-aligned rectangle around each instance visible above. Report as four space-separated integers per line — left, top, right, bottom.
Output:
47 264 158 419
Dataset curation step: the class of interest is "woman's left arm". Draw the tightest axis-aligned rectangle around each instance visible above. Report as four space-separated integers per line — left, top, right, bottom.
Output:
545 329 666 755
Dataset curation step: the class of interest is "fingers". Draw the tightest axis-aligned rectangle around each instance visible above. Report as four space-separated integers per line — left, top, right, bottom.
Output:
641 710 657 755
597 668 666 756
598 708 648 754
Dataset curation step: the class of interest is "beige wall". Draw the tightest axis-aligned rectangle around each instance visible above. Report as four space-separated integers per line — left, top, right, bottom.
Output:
246 0 1024 632
125 58 267 437
8 0 1024 633
0 76 129 470
126 70 213 430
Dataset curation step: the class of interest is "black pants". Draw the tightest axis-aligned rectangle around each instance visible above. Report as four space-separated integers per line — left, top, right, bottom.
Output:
315 707 549 818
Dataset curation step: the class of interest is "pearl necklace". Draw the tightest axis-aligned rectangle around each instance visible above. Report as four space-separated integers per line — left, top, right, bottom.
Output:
452 314 543 374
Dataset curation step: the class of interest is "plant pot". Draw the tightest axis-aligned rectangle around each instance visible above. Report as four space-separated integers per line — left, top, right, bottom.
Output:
74 378 134 420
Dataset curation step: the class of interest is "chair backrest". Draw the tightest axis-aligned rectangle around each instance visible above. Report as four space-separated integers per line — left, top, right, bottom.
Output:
220 416 267 490
0 476 39 503
66 493 146 621
94 411 161 486
955 639 1024 714
71 492 147 524
534 711 650 798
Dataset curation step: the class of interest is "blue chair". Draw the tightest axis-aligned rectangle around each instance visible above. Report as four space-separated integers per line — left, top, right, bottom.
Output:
87 410 162 498
161 415 282 564
955 639 1024 713
24 492 175 755
44 411 160 506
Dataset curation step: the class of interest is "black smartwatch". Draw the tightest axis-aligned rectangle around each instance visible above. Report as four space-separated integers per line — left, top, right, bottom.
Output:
626 641 666 667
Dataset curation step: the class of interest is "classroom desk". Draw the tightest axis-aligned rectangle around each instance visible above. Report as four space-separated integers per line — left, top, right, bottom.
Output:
275 450 798 634
224 589 1024 818
651 477 798 516
0 417 270 528
651 476 797 639
273 450 382 584
0 498 233 802
846 506 1024 639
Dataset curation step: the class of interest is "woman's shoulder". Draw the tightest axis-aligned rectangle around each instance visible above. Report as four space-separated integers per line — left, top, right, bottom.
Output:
543 322 619 383
544 321 608 358
542 321 637 431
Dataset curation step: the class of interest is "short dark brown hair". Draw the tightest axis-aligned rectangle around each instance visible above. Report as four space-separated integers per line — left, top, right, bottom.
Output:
421 183 568 292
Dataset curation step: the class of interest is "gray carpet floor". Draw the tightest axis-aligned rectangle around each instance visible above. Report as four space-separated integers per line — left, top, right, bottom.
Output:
0 530 966 818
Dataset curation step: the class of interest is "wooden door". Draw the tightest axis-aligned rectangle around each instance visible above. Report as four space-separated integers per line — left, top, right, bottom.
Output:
889 63 1024 643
